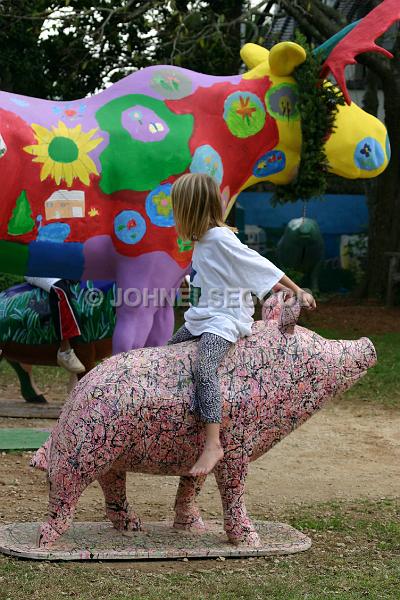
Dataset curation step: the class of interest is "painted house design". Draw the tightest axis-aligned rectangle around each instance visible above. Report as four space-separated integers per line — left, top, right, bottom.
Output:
45 190 85 220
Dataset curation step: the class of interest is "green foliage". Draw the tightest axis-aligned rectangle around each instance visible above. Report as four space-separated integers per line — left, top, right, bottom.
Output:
0 1 156 99
273 32 346 205
154 0 246 76
0 272 23 291
0 1 247 100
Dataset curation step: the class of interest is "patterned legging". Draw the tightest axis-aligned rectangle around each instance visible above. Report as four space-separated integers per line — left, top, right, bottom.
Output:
168 325 232 423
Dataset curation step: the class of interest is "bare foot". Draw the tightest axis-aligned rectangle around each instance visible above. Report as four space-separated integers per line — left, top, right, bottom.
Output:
189 444 224 477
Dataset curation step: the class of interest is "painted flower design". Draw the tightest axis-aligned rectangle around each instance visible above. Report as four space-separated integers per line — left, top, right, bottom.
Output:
236 96 257 124
265 83 300 121
52 103 87 121
24 121 103 187
360 143 371 158
223 92 265 138
145 184 175 227
153 192 172 217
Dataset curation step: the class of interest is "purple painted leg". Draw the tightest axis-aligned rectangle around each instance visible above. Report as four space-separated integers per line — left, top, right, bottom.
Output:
112 304 157 354
214 459 261 547
145 305 175 347
173 475 207 532
97 469 141 532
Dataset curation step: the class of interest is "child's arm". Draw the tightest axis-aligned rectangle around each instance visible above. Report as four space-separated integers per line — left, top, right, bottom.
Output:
273 275 316 310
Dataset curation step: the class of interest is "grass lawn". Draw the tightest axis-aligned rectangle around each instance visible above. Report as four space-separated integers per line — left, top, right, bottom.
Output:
0 498 399 600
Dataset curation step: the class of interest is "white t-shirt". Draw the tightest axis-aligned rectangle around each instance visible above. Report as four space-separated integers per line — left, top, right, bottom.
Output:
184 226 284 342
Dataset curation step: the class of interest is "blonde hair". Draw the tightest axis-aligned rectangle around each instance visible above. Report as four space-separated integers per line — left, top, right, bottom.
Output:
171 173 234 241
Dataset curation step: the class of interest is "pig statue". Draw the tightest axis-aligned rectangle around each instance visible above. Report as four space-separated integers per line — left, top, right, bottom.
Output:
31 293 376 548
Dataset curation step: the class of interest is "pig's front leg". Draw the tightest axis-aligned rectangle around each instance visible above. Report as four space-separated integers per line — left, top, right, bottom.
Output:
214 458 260 547
97 469 141 532
173 475 207 532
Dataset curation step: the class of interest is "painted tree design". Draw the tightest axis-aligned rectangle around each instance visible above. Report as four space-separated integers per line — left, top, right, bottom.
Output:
7 190 35 236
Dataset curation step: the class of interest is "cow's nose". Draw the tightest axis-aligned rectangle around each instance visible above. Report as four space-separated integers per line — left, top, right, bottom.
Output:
353 136 387 173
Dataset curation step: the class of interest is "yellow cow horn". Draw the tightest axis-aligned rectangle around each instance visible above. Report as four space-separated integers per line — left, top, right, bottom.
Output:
240 43 270 69
269 42 307 76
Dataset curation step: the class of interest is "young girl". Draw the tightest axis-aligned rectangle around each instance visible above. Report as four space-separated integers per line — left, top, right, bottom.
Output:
170 173 316 477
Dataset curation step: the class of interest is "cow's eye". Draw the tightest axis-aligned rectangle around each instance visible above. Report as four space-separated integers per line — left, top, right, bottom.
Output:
265 83 300 121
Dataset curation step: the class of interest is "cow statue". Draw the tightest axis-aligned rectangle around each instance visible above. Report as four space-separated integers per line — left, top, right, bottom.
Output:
0 0 398 353
31 293 377 548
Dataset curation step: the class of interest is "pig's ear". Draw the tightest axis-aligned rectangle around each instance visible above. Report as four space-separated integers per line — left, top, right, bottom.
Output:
278 302 301 335
261 292 281 322
262 291 301 334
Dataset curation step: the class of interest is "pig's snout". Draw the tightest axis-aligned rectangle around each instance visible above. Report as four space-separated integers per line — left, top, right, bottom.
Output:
341 337 377 379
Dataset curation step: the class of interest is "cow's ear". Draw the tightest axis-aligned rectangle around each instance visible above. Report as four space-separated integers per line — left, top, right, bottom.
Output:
269 42 307 76
240 43 270 69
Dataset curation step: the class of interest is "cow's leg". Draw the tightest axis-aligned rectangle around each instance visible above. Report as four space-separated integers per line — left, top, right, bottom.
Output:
112 302 157 354
173 475 207 532
8 361 47 403
214 459 260 547
97 469 141 532
145 305 175 347
38 474 88 548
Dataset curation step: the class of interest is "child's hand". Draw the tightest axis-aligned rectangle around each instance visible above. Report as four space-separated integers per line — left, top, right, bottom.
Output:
299 289 317 310
272 283 295 301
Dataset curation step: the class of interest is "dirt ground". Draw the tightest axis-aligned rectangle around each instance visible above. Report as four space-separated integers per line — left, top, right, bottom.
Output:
298 295 400 334
0 300 399 527
0 401 399 527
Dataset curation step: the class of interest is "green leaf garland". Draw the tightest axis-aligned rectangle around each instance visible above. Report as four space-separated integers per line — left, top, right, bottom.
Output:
273 32 346 205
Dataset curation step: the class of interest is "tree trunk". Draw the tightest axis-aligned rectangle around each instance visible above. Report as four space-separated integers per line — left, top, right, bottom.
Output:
366 76 400 299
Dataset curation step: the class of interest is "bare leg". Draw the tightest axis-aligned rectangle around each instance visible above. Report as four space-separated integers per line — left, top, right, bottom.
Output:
189 423 224 477
173 475 207 532
214 458 260 547
97 469 141 531
59 339 70 352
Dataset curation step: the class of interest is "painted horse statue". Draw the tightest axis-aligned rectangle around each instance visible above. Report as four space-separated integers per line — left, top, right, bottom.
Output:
0 0 398 353
31 292 376 548
0 281 114 401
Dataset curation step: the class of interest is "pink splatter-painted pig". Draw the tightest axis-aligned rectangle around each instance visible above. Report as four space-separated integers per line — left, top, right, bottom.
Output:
31 294 376 548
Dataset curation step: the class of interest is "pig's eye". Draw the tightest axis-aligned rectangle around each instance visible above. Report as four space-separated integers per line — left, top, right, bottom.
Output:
265 83 299 121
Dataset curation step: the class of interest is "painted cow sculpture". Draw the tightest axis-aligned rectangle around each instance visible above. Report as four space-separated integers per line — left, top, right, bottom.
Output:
31 293 376 548
0 2 397 353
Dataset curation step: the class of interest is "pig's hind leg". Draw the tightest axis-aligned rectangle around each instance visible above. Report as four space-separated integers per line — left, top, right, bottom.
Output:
98 469 141 532
173 475 207 532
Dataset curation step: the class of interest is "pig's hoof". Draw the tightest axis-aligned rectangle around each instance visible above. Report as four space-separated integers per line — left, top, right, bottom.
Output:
109 512 141 532
36 522 61 548
227 530 261 548
173 515 206 533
